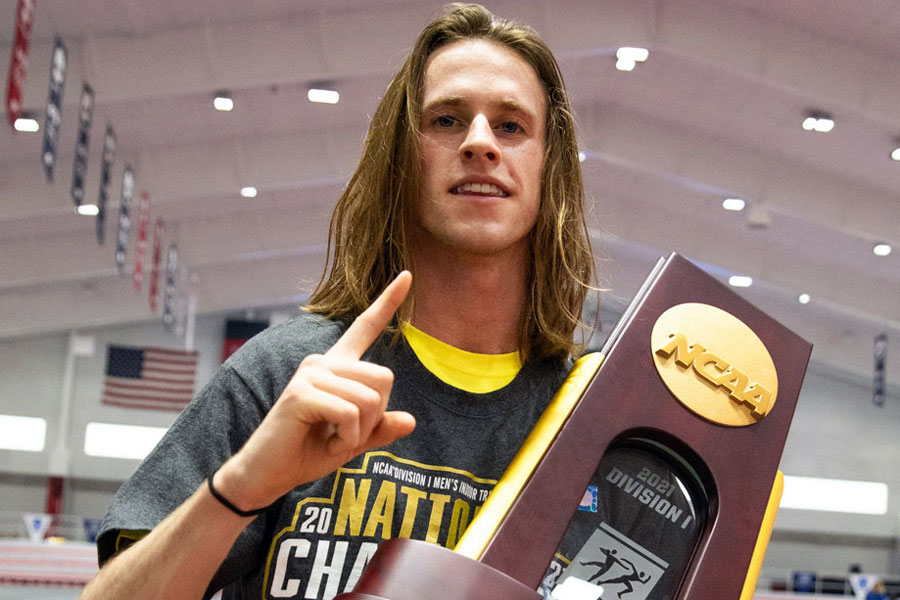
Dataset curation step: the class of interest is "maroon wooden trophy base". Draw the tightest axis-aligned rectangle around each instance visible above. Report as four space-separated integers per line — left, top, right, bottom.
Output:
334 538 540 600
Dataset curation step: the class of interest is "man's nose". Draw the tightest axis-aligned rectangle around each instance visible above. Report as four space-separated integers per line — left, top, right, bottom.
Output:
459 115 500 163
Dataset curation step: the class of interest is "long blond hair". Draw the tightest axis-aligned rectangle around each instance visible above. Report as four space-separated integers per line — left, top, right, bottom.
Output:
307 3 595 360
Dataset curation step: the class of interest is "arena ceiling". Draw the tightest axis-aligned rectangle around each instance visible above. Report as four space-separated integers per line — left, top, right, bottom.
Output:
2 0 899 387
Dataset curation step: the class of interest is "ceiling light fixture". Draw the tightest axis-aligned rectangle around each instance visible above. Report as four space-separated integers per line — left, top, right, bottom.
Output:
14 116 39 132
240 186 258 198
728 275 753 288
798 293 810 304
815 118 834 133
873 243 892 257
801 112 834 133
213 92 233 112
615 47 649 72
891 147 900 162
77 204 99 216
308 87 340 105
722 198 745 211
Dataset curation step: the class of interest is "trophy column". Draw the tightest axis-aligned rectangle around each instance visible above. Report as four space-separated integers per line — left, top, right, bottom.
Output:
337 253 811 600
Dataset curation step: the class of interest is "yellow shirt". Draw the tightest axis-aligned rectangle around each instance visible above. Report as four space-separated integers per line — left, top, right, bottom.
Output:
400 322 522 394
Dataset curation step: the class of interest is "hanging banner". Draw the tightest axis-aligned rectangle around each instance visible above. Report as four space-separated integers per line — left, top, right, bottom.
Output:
133 191 150 291
874 333 887 407
222 319 269 362
5 0 36 129
163 243 179 330
115 164 134 273
149 219 164 312
70 83 94 207
23 513 51 543
41 37 67 181
96 124 116 244
174 266 190 337
83 518 103 543
850 573 879 600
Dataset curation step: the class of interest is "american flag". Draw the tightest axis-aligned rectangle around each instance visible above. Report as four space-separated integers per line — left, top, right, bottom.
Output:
101 345 197 411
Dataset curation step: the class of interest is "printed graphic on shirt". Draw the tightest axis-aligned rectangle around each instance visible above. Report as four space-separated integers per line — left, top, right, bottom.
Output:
262 451 496 600
558 522 668 600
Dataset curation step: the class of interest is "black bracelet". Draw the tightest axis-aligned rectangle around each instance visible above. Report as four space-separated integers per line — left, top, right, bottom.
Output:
207 469 269 517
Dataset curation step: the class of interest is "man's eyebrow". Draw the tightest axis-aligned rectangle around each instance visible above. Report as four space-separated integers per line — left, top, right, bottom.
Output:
422 96 465 111
422 96 536 119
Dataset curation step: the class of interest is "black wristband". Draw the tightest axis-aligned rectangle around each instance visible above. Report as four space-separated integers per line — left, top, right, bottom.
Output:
207 469 269 517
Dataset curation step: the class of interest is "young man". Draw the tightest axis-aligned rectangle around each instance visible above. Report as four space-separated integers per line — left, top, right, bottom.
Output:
83 4 594 599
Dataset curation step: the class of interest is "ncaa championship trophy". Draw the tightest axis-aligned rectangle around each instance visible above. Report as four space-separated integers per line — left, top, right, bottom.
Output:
335 253 812 600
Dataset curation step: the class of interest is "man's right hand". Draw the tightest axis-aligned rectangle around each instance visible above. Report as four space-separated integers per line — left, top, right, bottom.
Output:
212 271 417 514
80 273 417 600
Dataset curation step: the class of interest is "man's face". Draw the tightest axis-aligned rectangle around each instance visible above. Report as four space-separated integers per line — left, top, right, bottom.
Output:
414 39 547 259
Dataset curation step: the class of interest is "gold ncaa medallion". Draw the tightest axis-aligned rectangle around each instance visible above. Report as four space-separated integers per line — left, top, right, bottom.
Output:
651 303 778 426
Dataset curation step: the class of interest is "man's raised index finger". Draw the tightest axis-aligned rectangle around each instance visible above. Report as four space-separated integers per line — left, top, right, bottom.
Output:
326 271 412 360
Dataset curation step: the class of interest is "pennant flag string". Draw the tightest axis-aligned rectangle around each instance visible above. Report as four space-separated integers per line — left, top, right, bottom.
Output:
14 23 147 278
41 37 66 182
15 23 184 325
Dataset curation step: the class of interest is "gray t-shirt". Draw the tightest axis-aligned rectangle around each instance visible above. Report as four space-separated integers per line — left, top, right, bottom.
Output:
98 313 570 599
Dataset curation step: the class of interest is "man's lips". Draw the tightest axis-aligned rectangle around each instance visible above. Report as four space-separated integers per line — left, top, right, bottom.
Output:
450 182 510 197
